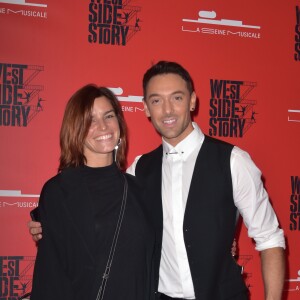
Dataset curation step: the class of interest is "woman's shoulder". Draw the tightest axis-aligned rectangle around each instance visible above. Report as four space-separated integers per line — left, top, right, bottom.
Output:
41 173 61 192
39 168 82 212
42 167 82 192
38 174 65 208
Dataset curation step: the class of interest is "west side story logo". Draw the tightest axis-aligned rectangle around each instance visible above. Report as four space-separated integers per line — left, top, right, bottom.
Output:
182 10 260 39
295 6 300 61
0 0 47 18
0 63 45 127
290 176 300 230
88 0 142 46
209 79 257 137
0 256 35 299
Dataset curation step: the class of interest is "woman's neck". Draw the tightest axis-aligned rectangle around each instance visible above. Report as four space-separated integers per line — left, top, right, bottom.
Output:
85 154 113 168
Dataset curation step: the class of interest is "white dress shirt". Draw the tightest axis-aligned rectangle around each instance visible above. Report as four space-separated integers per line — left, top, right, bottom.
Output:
126 122 285 299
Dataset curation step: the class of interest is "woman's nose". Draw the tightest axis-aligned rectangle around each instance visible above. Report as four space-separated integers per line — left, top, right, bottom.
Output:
96 119 107 130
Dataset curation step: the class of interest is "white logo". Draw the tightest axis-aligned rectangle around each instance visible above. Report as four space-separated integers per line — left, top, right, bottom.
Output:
109 87 144 113
284 270 300 292
0 190 39 198
0 0 47 8
0 190 39 208
0 0 47 18
288 109 300 122
182 10 261 39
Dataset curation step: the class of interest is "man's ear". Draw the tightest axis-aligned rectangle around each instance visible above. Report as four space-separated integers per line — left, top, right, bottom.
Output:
143 99 151 117
190 92 197 112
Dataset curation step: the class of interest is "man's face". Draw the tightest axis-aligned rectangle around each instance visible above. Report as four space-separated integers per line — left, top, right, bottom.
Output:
143 73 196 147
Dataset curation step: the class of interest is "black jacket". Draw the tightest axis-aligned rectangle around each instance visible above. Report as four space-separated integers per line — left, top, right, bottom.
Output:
31 167 155 300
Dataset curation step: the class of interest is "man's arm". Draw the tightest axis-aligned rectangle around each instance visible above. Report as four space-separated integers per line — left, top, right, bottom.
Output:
231 147 286 298
261 247 285 300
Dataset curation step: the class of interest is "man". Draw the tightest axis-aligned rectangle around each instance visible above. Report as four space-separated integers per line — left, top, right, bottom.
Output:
29 61 285 299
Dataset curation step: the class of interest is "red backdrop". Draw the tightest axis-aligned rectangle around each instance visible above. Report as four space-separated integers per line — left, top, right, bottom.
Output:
1 0 299 299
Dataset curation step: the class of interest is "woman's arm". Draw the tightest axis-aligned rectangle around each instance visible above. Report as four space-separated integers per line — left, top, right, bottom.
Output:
30 180 73 300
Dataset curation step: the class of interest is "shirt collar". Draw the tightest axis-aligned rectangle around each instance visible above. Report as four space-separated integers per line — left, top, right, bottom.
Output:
162 122 204 160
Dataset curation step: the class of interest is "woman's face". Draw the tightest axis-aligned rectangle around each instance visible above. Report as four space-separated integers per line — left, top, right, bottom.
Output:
83 96 120 166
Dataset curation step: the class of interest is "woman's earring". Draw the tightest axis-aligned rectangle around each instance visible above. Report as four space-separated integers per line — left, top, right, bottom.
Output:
114 138 121 162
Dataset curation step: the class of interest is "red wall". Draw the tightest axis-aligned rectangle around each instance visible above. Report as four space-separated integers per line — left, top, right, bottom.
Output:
1 0 299 299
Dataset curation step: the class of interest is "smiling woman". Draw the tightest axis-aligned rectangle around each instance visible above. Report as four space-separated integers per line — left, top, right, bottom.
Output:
30 84 155 300
84 96 120 167
59 85 127 170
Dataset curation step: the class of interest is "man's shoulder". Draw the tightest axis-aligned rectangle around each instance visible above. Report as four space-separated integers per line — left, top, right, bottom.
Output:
132 145 163 178
127 145 163 175
137 144 163 165
204 135 234 149
203 136 235 160
141 144 163 157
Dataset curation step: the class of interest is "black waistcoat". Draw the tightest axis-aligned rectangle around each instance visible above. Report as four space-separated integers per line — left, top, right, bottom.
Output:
135 136 248 299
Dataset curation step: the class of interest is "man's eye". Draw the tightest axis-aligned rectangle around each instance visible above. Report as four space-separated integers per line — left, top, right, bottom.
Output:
151 99 160 104
174 96 182 101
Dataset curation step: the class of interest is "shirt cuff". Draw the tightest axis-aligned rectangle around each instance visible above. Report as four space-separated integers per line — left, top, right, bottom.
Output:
254 228 286 251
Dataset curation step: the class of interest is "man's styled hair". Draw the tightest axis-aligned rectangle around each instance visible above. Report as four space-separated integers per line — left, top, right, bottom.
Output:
142 61 195 97
59 84 127 171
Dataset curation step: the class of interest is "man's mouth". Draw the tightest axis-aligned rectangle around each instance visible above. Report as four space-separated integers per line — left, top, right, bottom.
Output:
163 118 176 125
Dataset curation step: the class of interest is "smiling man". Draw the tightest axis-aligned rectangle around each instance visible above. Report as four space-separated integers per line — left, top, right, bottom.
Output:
128 61 285 300
143 72 196 147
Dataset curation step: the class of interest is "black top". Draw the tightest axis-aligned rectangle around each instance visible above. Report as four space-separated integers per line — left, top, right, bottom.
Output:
31 164 155 300
82 163 123 267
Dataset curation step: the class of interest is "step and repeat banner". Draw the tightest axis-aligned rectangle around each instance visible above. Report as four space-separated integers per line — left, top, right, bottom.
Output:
0 0 299 299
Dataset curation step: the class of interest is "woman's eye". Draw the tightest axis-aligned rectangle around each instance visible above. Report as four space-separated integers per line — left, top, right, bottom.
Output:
106 114 115 119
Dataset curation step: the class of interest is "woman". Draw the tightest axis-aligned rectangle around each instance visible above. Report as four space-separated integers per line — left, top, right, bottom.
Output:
30 85 154 300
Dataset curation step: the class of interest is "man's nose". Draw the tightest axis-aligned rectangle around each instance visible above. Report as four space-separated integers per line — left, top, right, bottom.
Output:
163 99 172 114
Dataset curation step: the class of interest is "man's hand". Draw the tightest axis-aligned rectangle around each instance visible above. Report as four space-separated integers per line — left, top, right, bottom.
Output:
28 221 43 242
231 238 237 257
